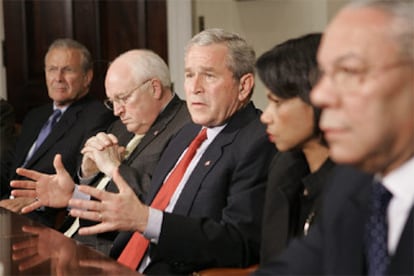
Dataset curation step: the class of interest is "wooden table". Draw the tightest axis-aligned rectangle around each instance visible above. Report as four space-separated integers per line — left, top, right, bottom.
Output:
0 207 140 275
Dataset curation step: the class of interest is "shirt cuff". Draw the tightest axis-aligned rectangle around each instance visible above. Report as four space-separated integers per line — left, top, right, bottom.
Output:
78 169 98 185
72 185 91 201
142 207 163 244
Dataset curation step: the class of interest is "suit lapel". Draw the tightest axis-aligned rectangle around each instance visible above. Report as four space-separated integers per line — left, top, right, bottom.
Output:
24 103 81 167
173 127 237 215
16 108 51 167
126 95 184 164
330 168 373 274
145 125 199 204
172 103 256 215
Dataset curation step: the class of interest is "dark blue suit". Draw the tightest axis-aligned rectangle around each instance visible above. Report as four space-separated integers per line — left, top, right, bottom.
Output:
256 165 413 275
111 102 277 274
9 95 115 227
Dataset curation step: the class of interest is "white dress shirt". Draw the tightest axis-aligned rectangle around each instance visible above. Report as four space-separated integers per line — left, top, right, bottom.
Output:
380 156 414 255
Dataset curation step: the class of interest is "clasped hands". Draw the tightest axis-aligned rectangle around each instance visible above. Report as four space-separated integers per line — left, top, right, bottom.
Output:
10 132 149 235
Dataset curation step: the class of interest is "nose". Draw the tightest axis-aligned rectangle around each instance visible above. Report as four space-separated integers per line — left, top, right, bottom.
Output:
113 102 125 116
185 75 203 95
260 105 272 125
310 75 338 109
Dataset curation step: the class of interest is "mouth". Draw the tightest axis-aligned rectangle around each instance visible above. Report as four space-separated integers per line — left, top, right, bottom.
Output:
321 127 347 140
191 101 206 107
266 132 275 143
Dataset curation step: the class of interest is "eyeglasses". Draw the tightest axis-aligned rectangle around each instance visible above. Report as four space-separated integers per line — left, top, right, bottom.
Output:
104 79 151 110
317 60 413 93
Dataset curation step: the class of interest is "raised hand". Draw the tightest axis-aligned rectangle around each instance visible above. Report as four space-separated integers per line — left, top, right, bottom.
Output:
68 168 149 235
10 154 76 213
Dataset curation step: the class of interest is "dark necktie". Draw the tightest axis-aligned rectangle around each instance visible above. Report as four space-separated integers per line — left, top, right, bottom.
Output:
24 109 62 165
365 181 393 276
117 128 207 270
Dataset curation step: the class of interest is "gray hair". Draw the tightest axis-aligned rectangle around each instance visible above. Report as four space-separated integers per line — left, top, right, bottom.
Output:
185 28 256 80
117 49 171 89
45 38 93 73
347 0 414 61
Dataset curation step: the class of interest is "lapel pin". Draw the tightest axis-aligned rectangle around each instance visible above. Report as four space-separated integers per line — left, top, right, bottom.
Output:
204 160 211 166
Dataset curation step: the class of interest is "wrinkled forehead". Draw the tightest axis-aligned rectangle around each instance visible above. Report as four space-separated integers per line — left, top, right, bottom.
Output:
318 7 399 66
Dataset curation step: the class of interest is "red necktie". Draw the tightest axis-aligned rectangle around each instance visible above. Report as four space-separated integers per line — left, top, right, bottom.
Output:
117 128 207 270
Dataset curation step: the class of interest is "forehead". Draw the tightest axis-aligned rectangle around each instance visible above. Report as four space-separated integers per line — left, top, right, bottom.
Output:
45 47 82 65
105 61 136 94
318 7 399 66
185 43 229 69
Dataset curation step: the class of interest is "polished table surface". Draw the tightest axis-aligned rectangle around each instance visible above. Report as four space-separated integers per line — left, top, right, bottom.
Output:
0 207 141 275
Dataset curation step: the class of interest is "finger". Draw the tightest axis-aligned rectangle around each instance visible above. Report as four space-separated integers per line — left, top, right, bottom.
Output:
112 168 131 194
20 200 43 214
12 247 37 260
68 197 101 212
15 168 42 181
76 184 109 201
21 225 44 235
77 222 111 236
69 208 101 222
106 133 119 144
53 154 69 176
10 180 37 190
80 145 98 155
12 238 38 251
18 255 47 271
11 189 37 198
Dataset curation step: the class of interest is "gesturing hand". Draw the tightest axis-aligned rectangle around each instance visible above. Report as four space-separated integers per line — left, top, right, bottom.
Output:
68 168 149 235
10 154 76 213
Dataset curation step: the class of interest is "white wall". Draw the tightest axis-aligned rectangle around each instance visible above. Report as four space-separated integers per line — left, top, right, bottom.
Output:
169 0 348 110
167 0 193 98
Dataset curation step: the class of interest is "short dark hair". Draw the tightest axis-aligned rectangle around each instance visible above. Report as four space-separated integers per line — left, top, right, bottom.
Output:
256 33 323 138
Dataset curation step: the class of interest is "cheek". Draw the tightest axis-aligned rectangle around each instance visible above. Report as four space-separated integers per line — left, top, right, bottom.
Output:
280 108 314 143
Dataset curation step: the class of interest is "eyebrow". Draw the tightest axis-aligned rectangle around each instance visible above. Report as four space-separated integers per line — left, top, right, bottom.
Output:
332 53 364 65
185 66 216 72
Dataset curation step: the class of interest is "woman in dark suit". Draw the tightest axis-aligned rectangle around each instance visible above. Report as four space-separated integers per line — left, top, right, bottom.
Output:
256 33 336 266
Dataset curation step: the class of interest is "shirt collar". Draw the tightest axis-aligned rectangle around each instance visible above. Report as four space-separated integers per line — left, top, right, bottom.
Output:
381 156 414 204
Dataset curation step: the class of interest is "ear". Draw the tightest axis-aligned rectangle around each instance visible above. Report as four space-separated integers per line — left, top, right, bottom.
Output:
150 79 163 100
238 73 254 101
83 69 93 88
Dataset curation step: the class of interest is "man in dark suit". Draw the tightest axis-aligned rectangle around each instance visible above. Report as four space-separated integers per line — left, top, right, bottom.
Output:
255 0 414 275
11 49 191 255
0 38 115 228
21 28 276 274
66 49 190 254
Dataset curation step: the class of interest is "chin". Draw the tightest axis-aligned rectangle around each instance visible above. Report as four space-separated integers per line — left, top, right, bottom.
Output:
190 115 209 126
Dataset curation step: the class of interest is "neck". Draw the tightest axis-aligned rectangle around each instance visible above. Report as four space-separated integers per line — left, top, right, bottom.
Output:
302 140 330 173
